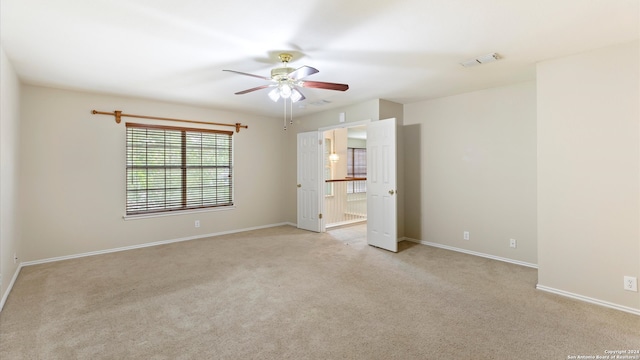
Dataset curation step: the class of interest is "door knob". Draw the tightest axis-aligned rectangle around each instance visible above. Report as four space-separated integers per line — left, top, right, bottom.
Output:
297 184 302 188
389 190 395 195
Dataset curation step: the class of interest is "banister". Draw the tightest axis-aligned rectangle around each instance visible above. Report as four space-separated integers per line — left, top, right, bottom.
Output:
325 177 366 183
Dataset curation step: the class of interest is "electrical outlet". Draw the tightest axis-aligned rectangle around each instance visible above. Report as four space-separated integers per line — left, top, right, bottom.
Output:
463 231 469 240
509 239 517 248
623 276 637 292
195 220 200 228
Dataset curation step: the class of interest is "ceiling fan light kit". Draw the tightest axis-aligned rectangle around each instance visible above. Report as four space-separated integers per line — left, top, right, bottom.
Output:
223 53 349 130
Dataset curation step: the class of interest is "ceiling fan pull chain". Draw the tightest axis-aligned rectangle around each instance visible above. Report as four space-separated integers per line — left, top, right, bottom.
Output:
283 97 287 130
290 98 293 126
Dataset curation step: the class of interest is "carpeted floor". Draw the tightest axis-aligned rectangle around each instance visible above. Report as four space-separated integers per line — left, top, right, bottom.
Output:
1 224 638 359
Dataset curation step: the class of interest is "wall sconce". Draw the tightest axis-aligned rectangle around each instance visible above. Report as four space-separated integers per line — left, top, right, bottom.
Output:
330 130 339 162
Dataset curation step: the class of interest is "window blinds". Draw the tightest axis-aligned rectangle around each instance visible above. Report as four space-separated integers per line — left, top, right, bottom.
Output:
126 123 233 215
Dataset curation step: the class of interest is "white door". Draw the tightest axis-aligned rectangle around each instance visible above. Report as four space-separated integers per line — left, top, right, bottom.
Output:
297 131 322 232
366 118 398 252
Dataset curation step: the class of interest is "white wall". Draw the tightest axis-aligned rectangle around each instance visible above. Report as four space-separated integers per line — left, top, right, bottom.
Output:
404 81 538 265
0 46 22 307
537 40 640 311
18 86 288 262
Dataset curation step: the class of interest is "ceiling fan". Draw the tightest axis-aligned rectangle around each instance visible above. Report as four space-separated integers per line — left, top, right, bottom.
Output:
223 53 349 104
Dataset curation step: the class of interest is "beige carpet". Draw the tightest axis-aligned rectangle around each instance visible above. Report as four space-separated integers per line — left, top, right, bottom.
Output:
1 224 638 359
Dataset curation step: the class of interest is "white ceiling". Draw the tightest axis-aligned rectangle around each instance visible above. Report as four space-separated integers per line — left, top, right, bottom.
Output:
1 0 638 118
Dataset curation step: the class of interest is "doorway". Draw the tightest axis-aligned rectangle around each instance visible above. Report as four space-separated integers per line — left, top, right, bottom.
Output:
322 125 368 229
297 118 398 252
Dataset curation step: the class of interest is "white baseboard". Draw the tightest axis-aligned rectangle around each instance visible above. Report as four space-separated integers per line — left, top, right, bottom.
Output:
402 237 639 316
13 226 636 317
536 284 640 316
403 237 538 269
0 263 23 313
21 222 294 267
3 222 296 312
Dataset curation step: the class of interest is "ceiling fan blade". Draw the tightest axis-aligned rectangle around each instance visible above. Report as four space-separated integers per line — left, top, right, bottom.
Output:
223 69 271 81
300 81 349 91
235 85 272 95
288 65 319 81
292 88 306 102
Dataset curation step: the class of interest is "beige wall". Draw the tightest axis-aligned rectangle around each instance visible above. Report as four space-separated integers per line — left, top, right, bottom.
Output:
18 86 288 262
404 81 538 265
292 99 381 133
0 47 22 305
537 40 640 310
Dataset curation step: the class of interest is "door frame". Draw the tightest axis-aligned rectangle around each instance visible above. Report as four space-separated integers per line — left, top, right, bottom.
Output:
318 119 371 232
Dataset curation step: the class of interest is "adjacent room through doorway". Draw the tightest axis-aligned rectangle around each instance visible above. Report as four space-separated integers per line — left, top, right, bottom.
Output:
322 125 367 229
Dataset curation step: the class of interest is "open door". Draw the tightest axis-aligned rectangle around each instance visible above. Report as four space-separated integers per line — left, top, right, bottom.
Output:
366 118 397 252
297 131 322 232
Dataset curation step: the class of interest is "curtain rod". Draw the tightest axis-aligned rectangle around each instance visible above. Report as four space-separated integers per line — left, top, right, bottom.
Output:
91 110 248 133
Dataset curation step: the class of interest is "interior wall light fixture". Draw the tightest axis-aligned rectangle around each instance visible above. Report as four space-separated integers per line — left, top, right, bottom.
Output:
329 130 339 162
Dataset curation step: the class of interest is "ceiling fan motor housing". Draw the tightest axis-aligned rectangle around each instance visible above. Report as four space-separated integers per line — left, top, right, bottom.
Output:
271 67 295 81
224 51 348 96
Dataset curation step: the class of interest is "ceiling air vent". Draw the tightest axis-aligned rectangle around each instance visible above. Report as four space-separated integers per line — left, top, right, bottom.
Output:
460 53 501 67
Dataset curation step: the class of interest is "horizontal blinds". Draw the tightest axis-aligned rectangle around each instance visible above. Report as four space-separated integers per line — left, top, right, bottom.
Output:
347 148 367 194
347 148 367 177
126 123 233 215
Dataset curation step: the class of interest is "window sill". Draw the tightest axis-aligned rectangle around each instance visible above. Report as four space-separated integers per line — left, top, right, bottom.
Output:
123 205 236 221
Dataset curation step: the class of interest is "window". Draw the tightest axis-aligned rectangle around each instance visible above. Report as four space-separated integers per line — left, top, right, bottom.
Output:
347 147 366 178
126 123 233 216
347 147 366 193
